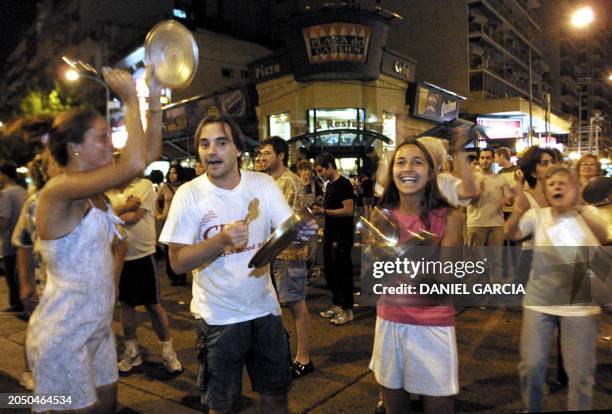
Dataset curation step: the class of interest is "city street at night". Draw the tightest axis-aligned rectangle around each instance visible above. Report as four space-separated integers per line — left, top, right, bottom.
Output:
2 262 611 413
0 1 611 413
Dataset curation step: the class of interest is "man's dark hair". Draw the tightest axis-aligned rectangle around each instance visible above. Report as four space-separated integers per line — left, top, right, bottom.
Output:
148 169 164 185
193 112 246 169
314 152 336 170
0 162 19 181
478 147 494 158
261 136 289 167
467 154 478 163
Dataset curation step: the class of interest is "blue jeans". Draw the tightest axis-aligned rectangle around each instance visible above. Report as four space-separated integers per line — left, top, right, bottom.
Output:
519 308 599 412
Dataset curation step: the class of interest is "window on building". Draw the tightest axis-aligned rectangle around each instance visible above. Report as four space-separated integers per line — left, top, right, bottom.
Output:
241 70 249 79
269 113 291 140
173 8 187 19
221 68 234 78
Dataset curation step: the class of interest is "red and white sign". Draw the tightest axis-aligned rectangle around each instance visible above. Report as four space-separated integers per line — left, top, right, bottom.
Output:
477 118 523 139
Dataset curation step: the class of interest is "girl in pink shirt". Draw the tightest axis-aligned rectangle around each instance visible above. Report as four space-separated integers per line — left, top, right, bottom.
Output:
369 139 463 414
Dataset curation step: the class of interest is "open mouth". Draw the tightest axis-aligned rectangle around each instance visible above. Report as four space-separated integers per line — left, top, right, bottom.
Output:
399 175 418 183
552 193 563 200
207 159 222 166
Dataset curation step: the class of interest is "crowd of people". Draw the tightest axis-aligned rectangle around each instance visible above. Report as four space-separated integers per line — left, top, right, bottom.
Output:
0 70 610 413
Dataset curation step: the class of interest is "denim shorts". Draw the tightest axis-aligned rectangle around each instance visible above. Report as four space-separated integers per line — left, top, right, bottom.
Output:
196 314 292 411
273 260 308 303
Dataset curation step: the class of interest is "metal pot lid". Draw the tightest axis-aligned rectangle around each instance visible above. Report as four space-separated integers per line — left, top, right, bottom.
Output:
248 213 307 269
145 20 199 89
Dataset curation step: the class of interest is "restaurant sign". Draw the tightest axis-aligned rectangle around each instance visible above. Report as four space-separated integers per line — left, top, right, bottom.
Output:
302 23 372 64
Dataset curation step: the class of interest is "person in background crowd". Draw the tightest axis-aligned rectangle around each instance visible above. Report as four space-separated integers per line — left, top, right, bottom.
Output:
26 67 162 412
313 152 355 325
582 176 612 313
107 177 183 375
259 136 315 378
297 159 323 207
0 162 28 313
11 148 62 390
575 154 602 192
147 169 164 190
370 139 462 414
156 163 187 285
254 149 264 172
467 154 479 171
514 146 557 284
495 147 519 280
505 166 607 412
361 172 375 218
466 148 513 283
296 159 323 281
416 136 480 209
195 161 206 176
160 113 317 414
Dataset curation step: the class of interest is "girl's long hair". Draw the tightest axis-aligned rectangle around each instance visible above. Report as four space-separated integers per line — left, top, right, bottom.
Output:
378 139 448 230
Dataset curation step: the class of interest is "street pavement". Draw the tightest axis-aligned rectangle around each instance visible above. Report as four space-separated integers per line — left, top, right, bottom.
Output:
1 257 611 413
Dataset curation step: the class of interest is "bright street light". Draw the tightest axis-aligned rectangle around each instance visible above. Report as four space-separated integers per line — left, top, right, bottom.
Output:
65 69 80 82
571 6 594 28
62 56 110 125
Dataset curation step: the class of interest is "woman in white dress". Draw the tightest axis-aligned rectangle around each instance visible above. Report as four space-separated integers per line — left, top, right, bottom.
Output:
26 68 162 413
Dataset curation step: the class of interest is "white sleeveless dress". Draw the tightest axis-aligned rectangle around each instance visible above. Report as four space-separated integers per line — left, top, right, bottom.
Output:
26 203 122 411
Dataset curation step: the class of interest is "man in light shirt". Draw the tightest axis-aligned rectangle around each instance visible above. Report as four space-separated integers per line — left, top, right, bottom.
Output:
160 113 316 414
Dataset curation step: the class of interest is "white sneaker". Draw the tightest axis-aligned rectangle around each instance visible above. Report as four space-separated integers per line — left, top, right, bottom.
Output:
118 352 143 373
20 371 34 391
162 350 183 373
331 309 354 325
320 305 342 318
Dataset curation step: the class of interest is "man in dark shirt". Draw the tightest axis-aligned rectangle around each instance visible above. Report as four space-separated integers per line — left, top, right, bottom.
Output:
312 153 355 325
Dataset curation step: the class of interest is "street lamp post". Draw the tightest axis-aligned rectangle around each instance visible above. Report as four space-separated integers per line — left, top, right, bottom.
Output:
62 57 111 126
527 6 594 148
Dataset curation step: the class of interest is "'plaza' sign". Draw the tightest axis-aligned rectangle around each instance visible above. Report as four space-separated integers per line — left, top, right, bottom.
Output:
302 23 372 64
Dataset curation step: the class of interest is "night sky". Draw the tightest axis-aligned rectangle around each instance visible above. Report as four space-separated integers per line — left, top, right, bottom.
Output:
0 0 36 69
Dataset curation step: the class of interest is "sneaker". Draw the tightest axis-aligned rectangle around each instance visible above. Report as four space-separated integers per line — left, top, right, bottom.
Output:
320 305 342 318
20 371 34 391
291 360 315 379
118 352 143 373
163 350 183 373
331 309 354 325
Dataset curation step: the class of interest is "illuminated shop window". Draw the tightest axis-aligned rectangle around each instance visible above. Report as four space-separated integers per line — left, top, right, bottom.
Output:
307 108 365 132
269 112 291 140
382 112 396 150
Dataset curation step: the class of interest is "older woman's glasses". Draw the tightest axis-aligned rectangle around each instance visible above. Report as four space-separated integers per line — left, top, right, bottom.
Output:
580 162 597 167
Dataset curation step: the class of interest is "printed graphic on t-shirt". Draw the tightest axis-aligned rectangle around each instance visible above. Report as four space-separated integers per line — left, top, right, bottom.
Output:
197 211 264 257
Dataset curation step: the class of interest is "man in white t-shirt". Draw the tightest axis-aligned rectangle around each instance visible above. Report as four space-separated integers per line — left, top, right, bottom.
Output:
160 113 316 414
107 177 182 374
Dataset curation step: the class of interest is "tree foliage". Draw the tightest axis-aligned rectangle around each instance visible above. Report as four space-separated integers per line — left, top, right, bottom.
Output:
18 84 77 117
